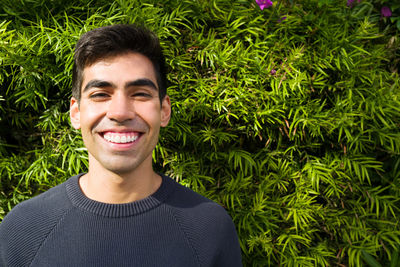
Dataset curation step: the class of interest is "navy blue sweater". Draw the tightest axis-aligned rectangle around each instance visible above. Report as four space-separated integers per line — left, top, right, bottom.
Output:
0 174 242 266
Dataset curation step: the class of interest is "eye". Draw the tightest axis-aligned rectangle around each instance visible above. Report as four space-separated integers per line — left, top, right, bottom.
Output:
133 92 152 98
90 92 110 99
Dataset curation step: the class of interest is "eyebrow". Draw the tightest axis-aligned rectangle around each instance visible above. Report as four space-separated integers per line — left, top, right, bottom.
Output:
82 78 158 93
125 79 158 91
83 80 114 93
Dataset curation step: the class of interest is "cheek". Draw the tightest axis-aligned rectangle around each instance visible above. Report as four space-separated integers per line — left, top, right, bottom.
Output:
79 104 106 131
136 102 162 126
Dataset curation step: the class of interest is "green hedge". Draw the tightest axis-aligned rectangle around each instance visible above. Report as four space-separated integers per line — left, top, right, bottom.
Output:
1 0 399 266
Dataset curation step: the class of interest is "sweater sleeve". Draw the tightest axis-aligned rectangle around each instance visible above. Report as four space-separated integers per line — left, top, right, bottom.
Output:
212 207 243 267
0 183 72 267
165 181 242 267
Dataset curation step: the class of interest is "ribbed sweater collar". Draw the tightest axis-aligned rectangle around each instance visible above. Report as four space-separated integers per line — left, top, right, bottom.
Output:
65 173 174 218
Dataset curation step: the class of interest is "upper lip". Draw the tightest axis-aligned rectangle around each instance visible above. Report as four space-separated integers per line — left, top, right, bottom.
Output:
99 128 144 134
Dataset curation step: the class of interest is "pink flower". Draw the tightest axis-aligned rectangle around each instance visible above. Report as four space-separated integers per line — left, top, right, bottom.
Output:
255 0 273 10
277 16 287 23
347 0 360 7
381 6 392 17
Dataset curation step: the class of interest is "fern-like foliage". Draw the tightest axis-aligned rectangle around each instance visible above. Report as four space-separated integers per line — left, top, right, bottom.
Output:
0 0 399 266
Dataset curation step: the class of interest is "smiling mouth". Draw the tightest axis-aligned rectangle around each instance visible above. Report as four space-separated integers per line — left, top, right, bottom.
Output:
102 132 140 144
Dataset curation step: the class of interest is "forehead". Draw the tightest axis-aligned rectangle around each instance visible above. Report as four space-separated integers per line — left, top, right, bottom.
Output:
81 52 157 89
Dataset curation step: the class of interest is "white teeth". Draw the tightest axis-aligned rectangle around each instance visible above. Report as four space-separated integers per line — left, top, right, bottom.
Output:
103 133 138 144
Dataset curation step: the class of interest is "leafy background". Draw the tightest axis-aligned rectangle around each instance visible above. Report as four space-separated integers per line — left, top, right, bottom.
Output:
0 0 399 266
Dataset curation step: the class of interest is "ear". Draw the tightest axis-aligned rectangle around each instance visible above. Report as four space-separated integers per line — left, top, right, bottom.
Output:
70 97 81 129
160 95 171 127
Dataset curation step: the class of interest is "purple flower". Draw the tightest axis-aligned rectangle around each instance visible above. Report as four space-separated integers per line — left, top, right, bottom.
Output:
277 16 287 23
255 0 273 10
381 6 392 17
347 0 360 7
270 69 277 75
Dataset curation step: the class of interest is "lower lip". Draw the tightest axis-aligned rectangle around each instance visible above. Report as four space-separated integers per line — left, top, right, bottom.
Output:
100 134 141 151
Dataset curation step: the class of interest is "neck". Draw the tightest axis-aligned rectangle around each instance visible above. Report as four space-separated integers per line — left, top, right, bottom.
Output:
79 156 162 204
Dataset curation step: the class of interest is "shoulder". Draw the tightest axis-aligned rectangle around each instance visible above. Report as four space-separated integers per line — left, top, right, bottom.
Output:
0 176 75 266
165 176 232 223
163 175 242 266
3 178 71 223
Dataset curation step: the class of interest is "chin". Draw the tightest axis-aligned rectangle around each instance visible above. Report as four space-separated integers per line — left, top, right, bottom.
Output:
98 159 141 175
89 152 150 176
106 165 140 175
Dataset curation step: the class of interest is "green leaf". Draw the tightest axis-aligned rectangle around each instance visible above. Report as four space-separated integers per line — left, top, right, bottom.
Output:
361 250 383 267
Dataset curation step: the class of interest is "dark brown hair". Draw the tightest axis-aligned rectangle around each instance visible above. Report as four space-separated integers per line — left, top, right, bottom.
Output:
72 24 167 102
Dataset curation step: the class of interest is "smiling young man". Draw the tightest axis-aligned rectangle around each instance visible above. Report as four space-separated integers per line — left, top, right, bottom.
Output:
0 25 242 266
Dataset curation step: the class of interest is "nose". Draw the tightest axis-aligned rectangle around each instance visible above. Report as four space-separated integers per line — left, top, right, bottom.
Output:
106 93 134 123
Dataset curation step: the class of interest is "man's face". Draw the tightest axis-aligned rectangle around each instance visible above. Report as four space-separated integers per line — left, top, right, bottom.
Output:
70 52 171 175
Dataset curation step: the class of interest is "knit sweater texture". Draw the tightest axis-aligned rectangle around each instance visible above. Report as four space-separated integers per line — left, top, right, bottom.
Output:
0 174 242 267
